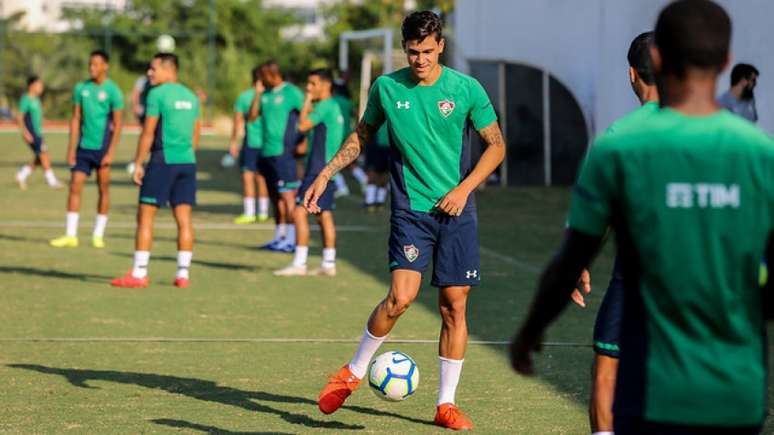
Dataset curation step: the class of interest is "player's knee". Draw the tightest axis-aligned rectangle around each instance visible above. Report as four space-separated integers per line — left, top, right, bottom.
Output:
385 293 414 318
439 299 467 325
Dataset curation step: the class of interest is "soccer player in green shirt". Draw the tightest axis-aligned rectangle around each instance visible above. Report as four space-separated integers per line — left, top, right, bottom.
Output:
274 68 344 277
111 53 201 289
364 124 390 211
512 1 771 433
230 67 270 224
306 11 506 430
50 50 124 249
248 61 305 252
15 75 61 190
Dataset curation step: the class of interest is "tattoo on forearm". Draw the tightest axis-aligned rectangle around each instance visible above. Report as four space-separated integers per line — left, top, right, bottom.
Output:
479 122 505 148
323 121 371 176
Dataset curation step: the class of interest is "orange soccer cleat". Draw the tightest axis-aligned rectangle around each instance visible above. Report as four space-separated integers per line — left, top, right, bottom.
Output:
434 403 474 431
318 365 361 415
174 277 190 288
110 273 149 288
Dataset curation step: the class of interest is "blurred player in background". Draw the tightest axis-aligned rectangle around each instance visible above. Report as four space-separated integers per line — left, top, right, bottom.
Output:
50 50 123 249
111 53 201 289
131 64 153 123
231 67 270 224
363 124 390 211
717 63 759 123
330 74 368 197
15 75 61 190
512 1 771 433
307 11 506 430
249 61 304 253
274 68 344 277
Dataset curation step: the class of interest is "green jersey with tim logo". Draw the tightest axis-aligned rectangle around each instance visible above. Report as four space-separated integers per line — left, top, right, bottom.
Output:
363 67 497 212
235 88 263 149
72 79 124 150
568 108 774 426
260 82 304 158
145 82 200 164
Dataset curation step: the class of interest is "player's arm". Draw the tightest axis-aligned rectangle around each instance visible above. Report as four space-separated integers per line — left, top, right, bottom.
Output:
303 120 377 213
297 92 315 133
229 111 244 156
763 233 774 319
101 110 123 166
193 119 202 151
67 104 82 166
15 112 33 144
436 121 506 216
131 116 159 186
247 81 265 122
510 229 605 375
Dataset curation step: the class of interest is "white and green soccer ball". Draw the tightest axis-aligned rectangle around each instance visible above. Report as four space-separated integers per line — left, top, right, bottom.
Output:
126 162 136 175
368 351 420 401
221 153 236 168
157 34 176 52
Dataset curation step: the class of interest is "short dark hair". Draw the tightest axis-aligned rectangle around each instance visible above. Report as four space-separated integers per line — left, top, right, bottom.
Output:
251 66 261 83
627 32 656 85
730 63 759 85
402 10 443 43
154 52 179 70
27 75 41 88
655 0 731 77
90 50 110 63
309 68 333 84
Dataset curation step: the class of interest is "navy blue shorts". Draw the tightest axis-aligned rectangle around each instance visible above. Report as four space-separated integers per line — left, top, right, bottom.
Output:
71 148 107 176
366 146 390 173
593 255 625 358
239 146 261 173
388 208 481 287
139 163 197 207
297 173 336 212
260 155 299 193
27 134 45 156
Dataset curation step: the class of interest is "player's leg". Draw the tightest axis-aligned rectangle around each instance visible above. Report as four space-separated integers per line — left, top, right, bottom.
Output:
274 205 308 276
255 172 270 221
590 355 618 434
50 169 88 247
364 170 378 209
92 164 111 248
274 190 298 252
235 146 258 224
375 173 389 207
313 211 336 276
111 203 157 288
37 151 61 188
173 204 194 288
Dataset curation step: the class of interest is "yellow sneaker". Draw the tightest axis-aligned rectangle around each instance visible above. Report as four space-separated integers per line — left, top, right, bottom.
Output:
257 213 270 223
49 235 78 248
92 236 105 249
233 214 257 225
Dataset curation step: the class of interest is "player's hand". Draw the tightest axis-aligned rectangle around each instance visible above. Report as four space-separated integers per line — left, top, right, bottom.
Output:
296 139 308 156
228 144 239 158
571 269 592 308
67 150 77 166
22 131 33 144
435 186 471 216
132 164 145 186
510 330 543 376
304 173 330 214
255 80 265 94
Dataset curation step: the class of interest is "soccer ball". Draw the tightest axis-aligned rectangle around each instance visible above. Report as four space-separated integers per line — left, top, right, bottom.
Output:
126 162 135 175
221 153 236 168
157 34 176 52
368 351 420 401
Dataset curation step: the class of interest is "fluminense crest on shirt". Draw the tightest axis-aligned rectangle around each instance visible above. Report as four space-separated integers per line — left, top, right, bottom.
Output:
403 244 419 263
438 99 455 118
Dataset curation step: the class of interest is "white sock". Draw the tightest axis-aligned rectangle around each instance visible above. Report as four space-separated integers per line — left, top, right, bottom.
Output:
322 248 336 268
176 250 192 279
348 328 387 379
274 223 287 242
292 245 309 267
93 214 108 237
132 251 150 278
44 169 58 185
592 432 615 435
377 187 387 203
352 166 368 185
437 357 464 405
243 197 256 217
284 224 296 246
17 165 32 180
65 212 79 237
334 174 348 192
365 184 377 204
258 197 269 216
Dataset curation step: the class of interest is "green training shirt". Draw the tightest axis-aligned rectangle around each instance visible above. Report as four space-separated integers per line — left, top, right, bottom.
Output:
260 82 303 157
145 82 200 164
363 66 497 212
234 88 263 149
72 78 124 150
306 97 345 171
19 94 43 136
568 108 774 426
374 124 390 148
605 101 659 135
332 94 354 140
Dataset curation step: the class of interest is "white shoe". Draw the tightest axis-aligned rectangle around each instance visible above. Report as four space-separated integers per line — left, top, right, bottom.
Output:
48 180 63 189
273 264 307 277
15 175 27 190
334 186 350 198
311 265 337 277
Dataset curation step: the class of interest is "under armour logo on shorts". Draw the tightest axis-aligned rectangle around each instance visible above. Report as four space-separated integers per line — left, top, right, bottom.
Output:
466 270 478 279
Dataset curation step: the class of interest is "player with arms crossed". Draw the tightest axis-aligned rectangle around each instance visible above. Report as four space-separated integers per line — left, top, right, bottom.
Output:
15 75 62 190
111 53 201 289
50 50 123 249
512 1 772 434
231 67 270 224
306 11 505 430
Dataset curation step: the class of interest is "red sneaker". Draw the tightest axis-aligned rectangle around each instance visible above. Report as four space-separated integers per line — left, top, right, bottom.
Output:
434 403 474 431
110 273 149 288
318 365 361 415
174 277 190 288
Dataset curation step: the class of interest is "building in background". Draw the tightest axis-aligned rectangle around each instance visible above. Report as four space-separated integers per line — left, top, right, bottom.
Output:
0 0 127 32
454 0 774 186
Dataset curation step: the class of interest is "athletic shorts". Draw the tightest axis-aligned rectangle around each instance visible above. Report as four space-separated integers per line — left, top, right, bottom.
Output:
388 208 481 287
259 155 299 193
72 148 107 176
366 145 390 173
593 255 624 358
614 416 761 435
297 173 336 212
27 133 45 156
239 146 261 173
139 163 197 207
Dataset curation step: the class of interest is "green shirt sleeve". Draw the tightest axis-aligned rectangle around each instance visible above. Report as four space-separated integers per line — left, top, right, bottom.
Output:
110 83 125 110
468 79 497 130
308 101 330 127
291 86 304 111
567 138 618 236
234 94 245 113
72 84 82 105
362 78 385 128
19 96 29 113
145 88 161 118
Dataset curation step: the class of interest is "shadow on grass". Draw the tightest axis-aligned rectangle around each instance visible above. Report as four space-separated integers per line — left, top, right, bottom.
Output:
0 266 112 283
0 233 52 244
151 418 294 434
9 364 434 430
109 252 263 272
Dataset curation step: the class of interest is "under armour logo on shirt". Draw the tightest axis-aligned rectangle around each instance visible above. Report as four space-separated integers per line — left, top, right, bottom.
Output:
466 270 478 279
396 101 410 109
